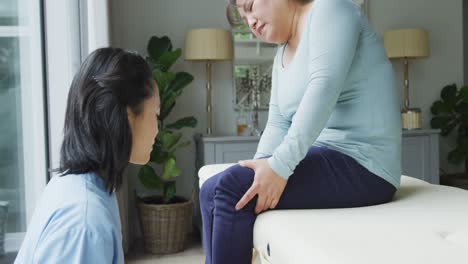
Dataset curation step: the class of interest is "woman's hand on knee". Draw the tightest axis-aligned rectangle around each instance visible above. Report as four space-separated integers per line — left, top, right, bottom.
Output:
235 159 287 214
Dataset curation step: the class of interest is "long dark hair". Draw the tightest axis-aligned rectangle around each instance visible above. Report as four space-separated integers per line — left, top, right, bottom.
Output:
56 48 154 193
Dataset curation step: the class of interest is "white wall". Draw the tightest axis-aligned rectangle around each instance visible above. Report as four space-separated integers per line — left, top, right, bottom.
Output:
370 0 464 174
110 0 465 201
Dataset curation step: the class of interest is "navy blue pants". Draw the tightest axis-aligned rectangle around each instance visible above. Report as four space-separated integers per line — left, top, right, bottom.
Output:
199 146 397 264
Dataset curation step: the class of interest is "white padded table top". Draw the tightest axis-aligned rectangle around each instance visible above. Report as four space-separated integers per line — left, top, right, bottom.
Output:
253 176 468 264
198 164 468 264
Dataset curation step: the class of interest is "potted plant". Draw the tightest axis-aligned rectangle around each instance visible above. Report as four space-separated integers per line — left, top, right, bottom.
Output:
430 83 468 189
137 35 197 254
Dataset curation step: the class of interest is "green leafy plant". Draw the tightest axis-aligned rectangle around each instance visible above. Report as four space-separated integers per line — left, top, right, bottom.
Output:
430 84 468 175
138 36 197 204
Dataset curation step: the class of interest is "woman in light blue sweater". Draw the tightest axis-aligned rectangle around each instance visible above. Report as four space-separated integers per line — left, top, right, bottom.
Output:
199 0 401 263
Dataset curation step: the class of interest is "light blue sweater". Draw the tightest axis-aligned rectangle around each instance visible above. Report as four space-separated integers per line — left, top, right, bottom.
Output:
254 0 402 188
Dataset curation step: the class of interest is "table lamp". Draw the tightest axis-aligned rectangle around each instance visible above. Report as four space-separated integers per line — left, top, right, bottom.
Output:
384 28 430 130
185 28 233 135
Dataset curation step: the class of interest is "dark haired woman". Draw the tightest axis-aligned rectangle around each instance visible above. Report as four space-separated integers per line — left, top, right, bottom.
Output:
199 0 401 263
15 48 159 263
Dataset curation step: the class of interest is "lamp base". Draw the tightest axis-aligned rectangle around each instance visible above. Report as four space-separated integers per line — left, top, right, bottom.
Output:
401 108 422 130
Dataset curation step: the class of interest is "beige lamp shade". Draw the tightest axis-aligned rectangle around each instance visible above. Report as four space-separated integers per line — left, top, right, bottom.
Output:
184 28 233 61
383 29 430 59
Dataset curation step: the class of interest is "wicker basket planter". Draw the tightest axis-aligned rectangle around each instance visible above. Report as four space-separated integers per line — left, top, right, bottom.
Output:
0 201 8 256
138 196 193 254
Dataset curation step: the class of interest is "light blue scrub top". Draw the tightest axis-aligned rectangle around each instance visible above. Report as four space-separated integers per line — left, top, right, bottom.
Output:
15 172 124 263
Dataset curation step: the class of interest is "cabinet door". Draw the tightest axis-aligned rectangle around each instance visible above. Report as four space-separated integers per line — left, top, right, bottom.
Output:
401 136 431 182
215 142 258 163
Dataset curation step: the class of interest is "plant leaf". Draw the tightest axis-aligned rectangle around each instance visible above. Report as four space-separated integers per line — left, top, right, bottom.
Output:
161 87 176 104
158 73 194 120
441 84 458 107
147 36 172 61
163 157 181 180
430 116 451 129
166 117 198 130
153 70 175 94
167 72 194 96
138 165 162 190
150 139 165 163
430 100 452 115
460 86 468 102
160 92 177 120
161 131 182 152
159 48 181 72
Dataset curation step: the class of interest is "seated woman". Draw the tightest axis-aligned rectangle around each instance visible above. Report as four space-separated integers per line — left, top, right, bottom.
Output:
200 0 401 263
15 48 160 263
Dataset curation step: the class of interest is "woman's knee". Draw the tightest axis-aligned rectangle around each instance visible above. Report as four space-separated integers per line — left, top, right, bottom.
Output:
200 173 219 205
201 164 254 202
216 164 255 194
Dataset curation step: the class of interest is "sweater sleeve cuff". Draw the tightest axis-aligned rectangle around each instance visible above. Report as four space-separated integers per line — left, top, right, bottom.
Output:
253 153 265 159
267 156 293 180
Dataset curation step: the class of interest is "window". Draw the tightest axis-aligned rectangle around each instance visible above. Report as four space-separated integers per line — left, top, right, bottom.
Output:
0 0 48 257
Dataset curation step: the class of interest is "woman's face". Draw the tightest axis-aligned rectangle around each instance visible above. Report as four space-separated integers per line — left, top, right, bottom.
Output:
128 80 160 165
236 0 293 44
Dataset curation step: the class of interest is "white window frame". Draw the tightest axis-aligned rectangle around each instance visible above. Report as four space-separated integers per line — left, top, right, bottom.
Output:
3 0 82 253
3 0 111 252
2 0 48 252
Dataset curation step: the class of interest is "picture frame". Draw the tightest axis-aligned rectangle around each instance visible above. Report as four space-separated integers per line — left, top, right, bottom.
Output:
233 64 272 111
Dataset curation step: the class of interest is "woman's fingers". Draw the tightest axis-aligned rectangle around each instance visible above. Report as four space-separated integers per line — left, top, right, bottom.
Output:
268 196 278 209
235 183 259 211
236 185 280 213
236 158 287 213
255 194 268 214
238 159 256 169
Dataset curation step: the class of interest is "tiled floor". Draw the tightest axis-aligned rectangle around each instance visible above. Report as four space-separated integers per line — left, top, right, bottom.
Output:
126 239 205 264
